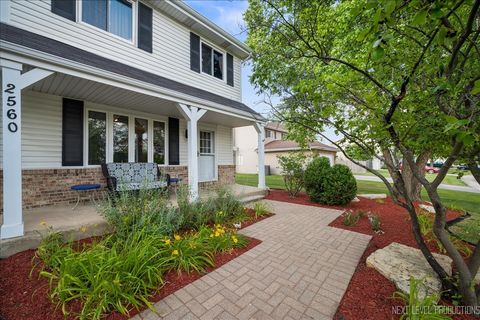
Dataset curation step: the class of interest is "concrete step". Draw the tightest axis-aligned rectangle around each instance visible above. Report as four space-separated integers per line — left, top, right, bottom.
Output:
240 195 267 204
0 220 109 259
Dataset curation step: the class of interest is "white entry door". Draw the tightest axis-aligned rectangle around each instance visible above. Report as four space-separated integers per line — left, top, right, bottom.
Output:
198 131 215 182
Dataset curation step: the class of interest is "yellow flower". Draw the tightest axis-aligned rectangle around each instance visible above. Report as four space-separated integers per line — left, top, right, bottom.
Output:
233 238 238 244
164 239 171 245
40 221 47 226
80 226 87 233
172 249 179 256
215 231 220 237
174 234 181 241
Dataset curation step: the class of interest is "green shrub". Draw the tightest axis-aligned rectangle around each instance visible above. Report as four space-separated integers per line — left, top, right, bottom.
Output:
319 164 357 205
368 214 382 233
165 232 215 274
176 186 243 228
38 230 171 319
197 225 248 253
211 187 244 223
343 210 362 226
304 157 332 202
278 152 306 197
33 231 73 273
101 189 181 238
393 277 450 319
253 202 270 219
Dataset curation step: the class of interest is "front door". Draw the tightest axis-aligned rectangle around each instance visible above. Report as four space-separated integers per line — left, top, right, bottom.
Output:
198 131 215 182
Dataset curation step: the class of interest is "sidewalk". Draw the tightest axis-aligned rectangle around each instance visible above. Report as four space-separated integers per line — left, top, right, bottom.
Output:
355 175 480 193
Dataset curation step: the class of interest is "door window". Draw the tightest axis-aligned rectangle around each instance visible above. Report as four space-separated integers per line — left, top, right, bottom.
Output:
200 131 214 154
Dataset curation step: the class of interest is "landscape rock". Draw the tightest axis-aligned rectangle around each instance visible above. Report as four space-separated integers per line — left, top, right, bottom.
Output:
351 197 360 203
358 194 387 199
366 242 452 298
419 204 436 214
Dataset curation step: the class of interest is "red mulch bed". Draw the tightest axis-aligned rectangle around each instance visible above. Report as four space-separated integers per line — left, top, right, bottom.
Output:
265 189 475 320
0 213 270 320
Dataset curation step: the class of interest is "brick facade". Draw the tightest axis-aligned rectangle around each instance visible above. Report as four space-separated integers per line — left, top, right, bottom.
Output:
0 165 236 210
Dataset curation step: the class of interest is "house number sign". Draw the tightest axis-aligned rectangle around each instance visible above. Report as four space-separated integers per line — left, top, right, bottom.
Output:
3 83 18 133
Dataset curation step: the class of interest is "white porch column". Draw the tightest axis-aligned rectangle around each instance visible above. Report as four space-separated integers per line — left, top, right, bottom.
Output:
177 104 207 201
254 122 266 189
1 59 52 239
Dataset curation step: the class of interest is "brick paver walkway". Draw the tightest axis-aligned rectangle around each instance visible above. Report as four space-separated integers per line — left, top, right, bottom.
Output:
134 200 371 320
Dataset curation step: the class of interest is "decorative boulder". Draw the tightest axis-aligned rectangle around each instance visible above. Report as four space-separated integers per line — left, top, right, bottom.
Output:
366 242 452 298
419 204 436 214
358 194 387 199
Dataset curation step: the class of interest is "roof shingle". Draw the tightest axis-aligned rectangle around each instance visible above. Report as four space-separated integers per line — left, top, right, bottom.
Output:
264 140 338 152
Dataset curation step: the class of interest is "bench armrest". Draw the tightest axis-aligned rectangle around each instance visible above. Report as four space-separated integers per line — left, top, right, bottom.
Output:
105 176 117 191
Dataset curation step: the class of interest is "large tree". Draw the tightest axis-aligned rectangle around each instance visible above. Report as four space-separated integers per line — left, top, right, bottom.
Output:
246 0 480 306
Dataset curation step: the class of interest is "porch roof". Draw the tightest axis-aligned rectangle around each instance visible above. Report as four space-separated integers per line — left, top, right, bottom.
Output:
0 23 263 121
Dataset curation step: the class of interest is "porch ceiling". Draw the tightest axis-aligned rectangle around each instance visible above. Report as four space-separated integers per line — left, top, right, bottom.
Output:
28 72 254 127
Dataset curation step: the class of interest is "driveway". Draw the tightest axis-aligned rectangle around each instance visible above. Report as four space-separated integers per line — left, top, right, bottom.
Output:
355 175 480 193
134 200 371 320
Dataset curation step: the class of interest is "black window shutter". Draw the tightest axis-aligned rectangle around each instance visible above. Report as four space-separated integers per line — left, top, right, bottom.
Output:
138 2 153 53
51 0 76 21
190 32 200 72
168 117 180 165
226 53 234 87
62 98 84 166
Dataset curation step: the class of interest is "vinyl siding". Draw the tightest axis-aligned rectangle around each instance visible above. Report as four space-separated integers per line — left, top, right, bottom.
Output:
8 0 242 101
217 125 233 165
0 91 234 168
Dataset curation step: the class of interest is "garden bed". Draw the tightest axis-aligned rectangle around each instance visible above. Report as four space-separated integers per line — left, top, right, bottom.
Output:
0 235 263 320
265 189 474 320
0 189 273 320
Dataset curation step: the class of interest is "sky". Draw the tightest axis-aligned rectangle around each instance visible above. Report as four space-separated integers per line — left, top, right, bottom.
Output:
184 0 339 142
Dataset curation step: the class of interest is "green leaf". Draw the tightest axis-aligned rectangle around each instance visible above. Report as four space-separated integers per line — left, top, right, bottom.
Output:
372 46 385 59
437 27 447 45
445 115 458 124
457 132 474 147
471 80 480 95
413 10 427 25
384 1 396 16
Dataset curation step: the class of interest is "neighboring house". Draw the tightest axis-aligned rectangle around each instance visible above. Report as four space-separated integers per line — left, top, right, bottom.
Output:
234 122 338 175
0 0 267 239
336 153 382 173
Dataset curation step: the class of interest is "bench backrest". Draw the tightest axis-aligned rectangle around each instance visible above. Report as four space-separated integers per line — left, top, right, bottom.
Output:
103 163 159 183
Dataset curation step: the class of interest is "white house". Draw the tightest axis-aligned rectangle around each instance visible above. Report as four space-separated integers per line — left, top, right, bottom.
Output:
234 122 338 175
0 0 267 240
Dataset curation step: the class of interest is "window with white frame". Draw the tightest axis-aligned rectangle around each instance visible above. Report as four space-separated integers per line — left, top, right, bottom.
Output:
199 131 214 154
113 114 129 162
134 118 148 162
153 121 166 164
201 42 224 80
86 111 166 165
88 111 107 165
82 0 133 41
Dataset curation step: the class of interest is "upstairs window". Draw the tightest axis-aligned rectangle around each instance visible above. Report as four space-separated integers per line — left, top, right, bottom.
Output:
201 43 224 80
82 0 133 41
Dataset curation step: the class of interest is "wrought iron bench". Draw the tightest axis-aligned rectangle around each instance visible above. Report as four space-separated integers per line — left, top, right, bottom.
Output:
101 162 170 193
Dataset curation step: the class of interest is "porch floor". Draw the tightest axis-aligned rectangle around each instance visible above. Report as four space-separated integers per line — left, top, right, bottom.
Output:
0 184 266 258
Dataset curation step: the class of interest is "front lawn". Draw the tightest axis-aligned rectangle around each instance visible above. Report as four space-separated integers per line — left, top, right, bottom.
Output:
236 173 480 242
354 168 468 186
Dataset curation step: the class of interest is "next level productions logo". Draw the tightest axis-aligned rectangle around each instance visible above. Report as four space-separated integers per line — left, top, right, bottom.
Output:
392 305 480 316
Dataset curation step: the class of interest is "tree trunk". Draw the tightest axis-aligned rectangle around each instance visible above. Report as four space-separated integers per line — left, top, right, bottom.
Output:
402 152 430 201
